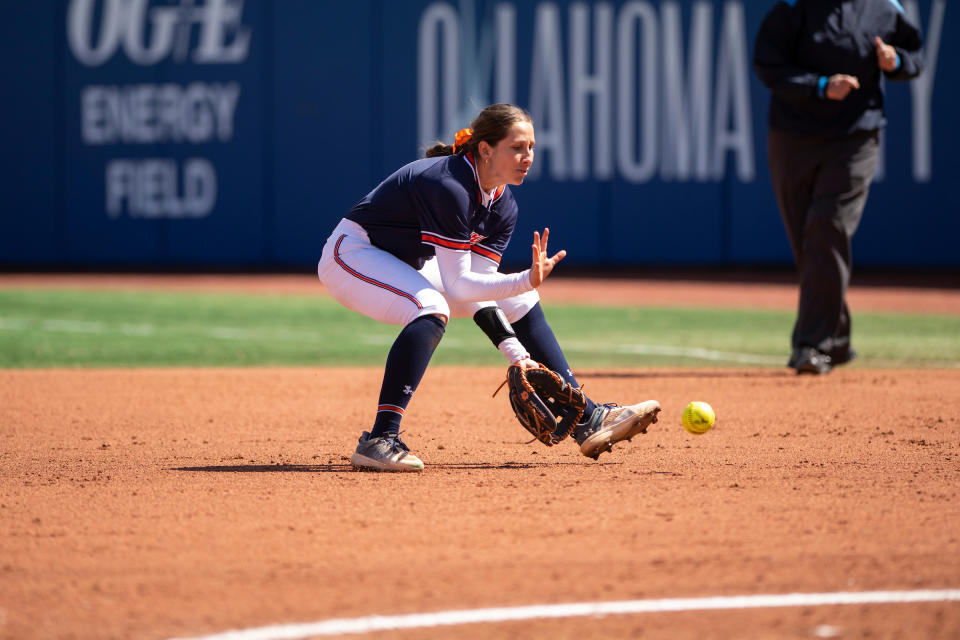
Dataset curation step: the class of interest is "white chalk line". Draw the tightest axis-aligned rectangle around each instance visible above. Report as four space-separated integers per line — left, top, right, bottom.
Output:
565 340 785 364
0 316 326 343
168 589 960 640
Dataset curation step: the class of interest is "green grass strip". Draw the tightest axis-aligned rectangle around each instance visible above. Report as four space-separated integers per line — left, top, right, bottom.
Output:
0 289 957 368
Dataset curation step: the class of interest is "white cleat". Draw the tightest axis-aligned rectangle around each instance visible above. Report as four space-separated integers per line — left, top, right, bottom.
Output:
575 400 661 460
350 431 424 472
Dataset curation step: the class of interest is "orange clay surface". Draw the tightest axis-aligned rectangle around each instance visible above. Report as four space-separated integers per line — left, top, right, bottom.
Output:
1 273 959 640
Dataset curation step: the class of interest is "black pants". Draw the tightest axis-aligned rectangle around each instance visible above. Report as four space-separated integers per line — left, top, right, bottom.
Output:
767 128 879 360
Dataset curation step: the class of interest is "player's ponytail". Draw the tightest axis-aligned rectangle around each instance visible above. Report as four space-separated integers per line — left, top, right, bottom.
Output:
424 128 472 158
424 141 454 157
422 104 533 158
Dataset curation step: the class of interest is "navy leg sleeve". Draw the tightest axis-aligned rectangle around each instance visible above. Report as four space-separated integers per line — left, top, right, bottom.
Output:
371 314 446 438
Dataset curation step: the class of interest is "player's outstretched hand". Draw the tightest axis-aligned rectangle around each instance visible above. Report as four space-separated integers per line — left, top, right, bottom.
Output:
529 228 566 288
875 36 899 72
825 74 860 101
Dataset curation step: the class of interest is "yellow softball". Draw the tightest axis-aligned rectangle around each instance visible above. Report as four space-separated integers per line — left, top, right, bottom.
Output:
682 401 715 435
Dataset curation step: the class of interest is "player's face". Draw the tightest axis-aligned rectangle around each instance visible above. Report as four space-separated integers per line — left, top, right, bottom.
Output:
485 121 535 187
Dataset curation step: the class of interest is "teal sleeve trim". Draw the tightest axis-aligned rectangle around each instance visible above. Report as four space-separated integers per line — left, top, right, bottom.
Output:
818 76 828 98
894 52 902 71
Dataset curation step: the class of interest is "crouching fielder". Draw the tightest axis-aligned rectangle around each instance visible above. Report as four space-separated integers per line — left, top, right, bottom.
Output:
318 103 660 471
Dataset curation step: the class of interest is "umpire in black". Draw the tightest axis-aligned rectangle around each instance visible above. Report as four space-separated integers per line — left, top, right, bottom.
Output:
754 0 923 374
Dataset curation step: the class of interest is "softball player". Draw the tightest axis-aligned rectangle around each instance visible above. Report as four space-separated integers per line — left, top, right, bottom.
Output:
318 104 660 471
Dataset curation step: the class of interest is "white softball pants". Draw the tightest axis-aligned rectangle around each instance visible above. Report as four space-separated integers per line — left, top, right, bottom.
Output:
318 218 540 327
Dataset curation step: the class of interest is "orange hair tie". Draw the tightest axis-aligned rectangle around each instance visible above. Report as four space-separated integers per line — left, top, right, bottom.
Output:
452 128 473 153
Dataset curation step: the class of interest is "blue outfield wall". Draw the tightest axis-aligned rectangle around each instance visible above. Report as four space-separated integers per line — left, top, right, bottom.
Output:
1 1 956 269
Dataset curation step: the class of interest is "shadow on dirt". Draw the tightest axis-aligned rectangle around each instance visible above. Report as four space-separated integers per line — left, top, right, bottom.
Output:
172 464 354 473
170 461 606 473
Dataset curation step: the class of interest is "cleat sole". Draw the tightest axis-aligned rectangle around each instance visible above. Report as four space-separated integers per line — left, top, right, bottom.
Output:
350 452 424 472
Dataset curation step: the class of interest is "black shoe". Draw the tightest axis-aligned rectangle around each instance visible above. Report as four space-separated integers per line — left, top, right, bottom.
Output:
787 350 799 368
792 346 832 375
831 347 858 367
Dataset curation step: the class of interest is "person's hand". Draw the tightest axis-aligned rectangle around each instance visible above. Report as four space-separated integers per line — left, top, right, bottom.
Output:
516 357 540 370
875 36 899 72
825 74 860 101
528 228 566 288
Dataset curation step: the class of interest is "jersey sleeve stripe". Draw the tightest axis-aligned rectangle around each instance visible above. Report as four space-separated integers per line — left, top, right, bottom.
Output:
333 235 424 310
470 244 502 263
422 232 471 251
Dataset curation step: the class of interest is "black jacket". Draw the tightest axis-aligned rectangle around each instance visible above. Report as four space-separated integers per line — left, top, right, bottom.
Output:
754 0 923 137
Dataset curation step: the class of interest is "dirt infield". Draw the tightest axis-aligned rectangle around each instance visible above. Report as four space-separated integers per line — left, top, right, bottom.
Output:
1 275 959 639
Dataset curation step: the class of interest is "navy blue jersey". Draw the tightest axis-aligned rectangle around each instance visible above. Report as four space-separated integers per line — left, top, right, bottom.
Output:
345 154 518 270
